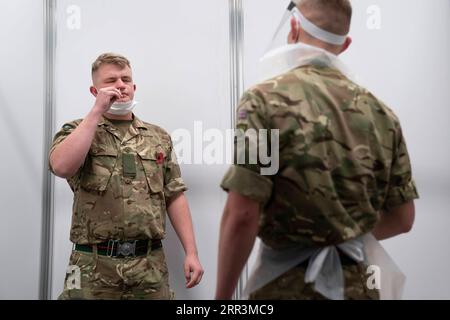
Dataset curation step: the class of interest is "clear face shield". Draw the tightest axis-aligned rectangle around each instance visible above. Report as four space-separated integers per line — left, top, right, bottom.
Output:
259 1 351 81
263 1 301 56
264 1 348 56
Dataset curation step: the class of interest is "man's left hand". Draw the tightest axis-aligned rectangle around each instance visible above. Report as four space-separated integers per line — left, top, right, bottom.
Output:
184 253 204 288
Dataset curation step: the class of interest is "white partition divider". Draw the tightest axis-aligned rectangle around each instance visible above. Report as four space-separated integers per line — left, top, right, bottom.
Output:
0 0 45 300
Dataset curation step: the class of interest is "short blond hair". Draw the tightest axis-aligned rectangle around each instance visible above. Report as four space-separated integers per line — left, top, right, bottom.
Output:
91 53 131 76
298 0 352 35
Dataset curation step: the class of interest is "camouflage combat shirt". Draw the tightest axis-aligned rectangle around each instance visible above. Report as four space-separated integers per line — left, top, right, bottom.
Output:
50 114 187 244
221 64 419 250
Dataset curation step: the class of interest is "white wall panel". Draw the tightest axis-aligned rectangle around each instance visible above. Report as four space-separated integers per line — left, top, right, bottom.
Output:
243 0 450 299
0 0 44 299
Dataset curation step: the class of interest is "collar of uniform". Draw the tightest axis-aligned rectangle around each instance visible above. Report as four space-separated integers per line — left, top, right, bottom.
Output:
296 64 345 78
131 115 148 130
98 114 151 142
98 114 147 130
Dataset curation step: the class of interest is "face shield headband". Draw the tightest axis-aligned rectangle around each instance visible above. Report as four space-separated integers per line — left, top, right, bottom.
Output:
269 0 348 51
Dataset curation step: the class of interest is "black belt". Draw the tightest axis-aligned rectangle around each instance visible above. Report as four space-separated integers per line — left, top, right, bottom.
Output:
74 239 162 258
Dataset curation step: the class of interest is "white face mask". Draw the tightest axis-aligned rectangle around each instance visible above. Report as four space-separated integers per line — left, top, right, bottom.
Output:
107 99 139 115
94 87 138 115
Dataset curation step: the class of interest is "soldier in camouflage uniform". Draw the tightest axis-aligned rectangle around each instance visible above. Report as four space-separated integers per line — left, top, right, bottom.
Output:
50 53 203 299
216 0 418 300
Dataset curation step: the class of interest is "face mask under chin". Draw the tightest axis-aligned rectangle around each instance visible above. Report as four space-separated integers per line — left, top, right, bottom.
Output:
94 87 138 116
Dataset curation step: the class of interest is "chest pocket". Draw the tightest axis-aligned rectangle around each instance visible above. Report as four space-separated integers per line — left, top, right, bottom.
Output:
138 147 164 194
80 147 118 193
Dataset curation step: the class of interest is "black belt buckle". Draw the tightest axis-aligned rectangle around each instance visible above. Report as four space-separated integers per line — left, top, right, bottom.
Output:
107 240 138 257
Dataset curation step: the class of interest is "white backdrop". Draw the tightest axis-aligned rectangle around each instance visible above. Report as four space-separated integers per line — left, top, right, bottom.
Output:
51 0 229 300
0 0 44 300
243 0 450 299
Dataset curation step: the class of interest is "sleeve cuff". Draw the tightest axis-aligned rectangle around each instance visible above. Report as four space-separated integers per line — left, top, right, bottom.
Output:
164 177 188 200
221 165 273 204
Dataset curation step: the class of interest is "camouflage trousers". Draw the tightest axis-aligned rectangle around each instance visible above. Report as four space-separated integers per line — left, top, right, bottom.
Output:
249 261 380 300
58 244 173 300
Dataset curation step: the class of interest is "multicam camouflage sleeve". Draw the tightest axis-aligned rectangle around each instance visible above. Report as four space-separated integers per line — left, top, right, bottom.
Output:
383 122 419 210
162 135 188 200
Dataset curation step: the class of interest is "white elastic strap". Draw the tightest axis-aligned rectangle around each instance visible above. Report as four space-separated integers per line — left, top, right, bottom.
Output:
293 8 347 46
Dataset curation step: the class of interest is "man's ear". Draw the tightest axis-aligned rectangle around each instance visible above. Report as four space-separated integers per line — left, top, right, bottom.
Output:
89 86 98 97
133 84 136 92
288 16 300 44
339 36 352 54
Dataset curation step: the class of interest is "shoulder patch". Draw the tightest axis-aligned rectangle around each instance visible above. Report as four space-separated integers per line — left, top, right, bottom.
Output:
238 109 248 120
